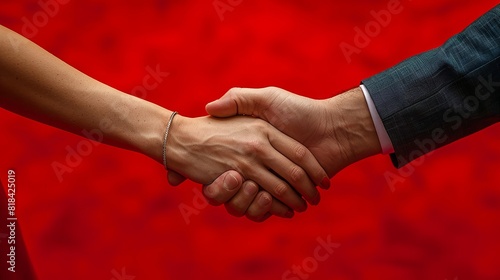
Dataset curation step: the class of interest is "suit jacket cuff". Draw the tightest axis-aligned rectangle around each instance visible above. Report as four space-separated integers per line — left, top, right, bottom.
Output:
360 84 394 154
362 6 500 168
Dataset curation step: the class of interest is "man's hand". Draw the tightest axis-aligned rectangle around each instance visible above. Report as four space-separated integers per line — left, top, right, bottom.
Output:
167 164 295 222
203 86 382 218
203 170 293 222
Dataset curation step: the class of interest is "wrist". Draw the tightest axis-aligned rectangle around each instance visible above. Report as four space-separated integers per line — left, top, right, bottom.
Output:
163 114 191 173
162 115 216 184
325 87 381 169
125 98 172 165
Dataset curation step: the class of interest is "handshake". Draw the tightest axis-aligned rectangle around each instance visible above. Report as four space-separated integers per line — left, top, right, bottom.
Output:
163 86 382 222
6 6 495 223
0 26 381 223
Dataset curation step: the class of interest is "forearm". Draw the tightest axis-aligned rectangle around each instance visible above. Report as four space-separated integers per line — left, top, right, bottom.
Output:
0 25 169 163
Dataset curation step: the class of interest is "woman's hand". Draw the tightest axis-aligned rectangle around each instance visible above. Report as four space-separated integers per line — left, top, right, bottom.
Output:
0 26 328 220
165 115 329 213
202 86 381 221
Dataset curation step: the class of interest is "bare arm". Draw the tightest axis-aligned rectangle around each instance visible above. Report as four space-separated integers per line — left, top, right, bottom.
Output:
0 26 329 215
0 25 169 162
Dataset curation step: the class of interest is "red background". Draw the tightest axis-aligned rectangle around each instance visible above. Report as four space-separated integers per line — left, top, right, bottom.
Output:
1 0 500 279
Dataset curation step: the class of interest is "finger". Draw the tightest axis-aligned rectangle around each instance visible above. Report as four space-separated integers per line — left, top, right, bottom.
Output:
245 191 273 222
207 88 331 190
254 135 321 207
268 126 330 193
203 171 243 206
206 87 274 118
224 180 259 217
249 166 308 212
167 170 187 186
268 197 295 219
263 148 321 206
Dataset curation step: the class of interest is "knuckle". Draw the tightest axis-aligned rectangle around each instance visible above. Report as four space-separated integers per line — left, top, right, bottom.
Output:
294 145 307 160
251 119 268 130
290 166 306 184
272 183 288 198
227 87 241 95
244 139 265 156
265 86 279 93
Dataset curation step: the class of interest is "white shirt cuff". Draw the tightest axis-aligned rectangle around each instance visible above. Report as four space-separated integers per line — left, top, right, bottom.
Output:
360 84 394 154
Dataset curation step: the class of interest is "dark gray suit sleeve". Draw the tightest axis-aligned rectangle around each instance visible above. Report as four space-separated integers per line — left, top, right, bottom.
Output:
362 5 500 168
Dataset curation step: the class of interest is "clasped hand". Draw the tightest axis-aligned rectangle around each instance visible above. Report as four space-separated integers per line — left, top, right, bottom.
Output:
164 113 330 220
166 86 381 222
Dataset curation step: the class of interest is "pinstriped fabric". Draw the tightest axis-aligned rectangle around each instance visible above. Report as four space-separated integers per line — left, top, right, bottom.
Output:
363 5 500 167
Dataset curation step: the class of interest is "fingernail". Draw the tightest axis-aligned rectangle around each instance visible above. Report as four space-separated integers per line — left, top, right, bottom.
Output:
204 185 217 198
224 173 239 191
285 210 294 218
321 177 331 190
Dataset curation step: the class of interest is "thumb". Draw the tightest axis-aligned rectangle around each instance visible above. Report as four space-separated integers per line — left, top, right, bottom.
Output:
206 93 238 117
203 170 244 206
206 87 269 118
